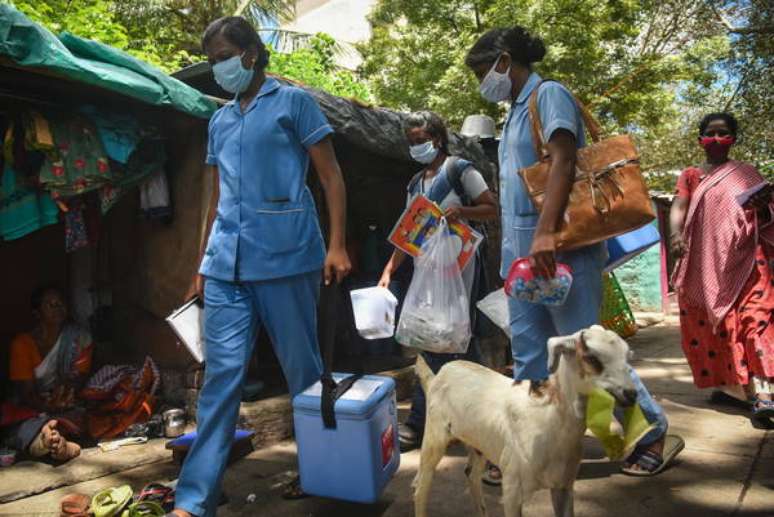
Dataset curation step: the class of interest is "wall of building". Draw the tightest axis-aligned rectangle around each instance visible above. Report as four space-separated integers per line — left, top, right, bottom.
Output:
281 0 378 70
615 243 663 312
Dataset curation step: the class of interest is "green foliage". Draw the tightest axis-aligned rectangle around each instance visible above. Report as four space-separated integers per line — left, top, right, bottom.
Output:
358 0 772 184
7 0 172 68
9 0 128 46
268 33 371 101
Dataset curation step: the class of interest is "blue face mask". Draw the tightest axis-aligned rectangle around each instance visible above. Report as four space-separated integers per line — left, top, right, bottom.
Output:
212 53 255 94
409 141 439 164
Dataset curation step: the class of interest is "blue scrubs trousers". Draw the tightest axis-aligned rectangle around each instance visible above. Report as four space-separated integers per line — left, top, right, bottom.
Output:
175 271 323 517
508 247 667 446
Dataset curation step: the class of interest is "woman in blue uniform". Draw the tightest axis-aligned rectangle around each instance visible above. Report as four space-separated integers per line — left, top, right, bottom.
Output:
465 27 682 477
171 17 351 517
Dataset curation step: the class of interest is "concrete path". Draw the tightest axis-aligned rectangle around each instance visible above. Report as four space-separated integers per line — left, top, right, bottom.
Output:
2 320 772 516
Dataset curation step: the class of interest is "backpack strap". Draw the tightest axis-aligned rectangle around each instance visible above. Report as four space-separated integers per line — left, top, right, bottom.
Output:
407 156 474 203
407 169 425 196
445 156 474 205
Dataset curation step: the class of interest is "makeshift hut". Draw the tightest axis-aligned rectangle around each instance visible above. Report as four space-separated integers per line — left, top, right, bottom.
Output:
0 4 216 400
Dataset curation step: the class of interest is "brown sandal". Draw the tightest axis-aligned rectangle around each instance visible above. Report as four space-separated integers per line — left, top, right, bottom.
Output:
60 493 90 516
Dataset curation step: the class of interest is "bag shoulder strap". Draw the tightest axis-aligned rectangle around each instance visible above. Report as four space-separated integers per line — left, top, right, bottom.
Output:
445 156 474 204
527 79 602 159
407 169 425 195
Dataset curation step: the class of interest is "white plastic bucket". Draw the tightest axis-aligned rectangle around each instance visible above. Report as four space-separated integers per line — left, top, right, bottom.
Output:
350 287 398 340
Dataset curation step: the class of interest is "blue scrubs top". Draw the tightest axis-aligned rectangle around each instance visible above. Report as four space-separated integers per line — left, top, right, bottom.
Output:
200 77 334 282
498 72 603 278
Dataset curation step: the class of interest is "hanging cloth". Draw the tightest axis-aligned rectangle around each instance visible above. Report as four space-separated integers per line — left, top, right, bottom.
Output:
1 126 59 241
39 113 112 198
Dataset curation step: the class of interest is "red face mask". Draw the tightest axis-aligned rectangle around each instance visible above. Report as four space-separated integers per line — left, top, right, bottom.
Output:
700 135 735 160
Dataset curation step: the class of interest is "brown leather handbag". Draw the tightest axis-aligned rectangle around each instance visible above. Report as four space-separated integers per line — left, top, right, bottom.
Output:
518 81 655 251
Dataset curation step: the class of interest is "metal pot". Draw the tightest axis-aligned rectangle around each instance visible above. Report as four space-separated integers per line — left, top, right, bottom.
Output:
162 409 186 438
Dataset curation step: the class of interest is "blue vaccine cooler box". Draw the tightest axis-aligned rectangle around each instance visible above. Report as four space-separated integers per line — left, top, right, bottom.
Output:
604 223 661 273
292 373 400 503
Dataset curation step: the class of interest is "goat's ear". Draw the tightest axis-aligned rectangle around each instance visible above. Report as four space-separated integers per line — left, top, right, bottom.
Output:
547 332 580 374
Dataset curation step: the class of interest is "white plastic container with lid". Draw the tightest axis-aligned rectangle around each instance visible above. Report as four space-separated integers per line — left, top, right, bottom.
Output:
349 287 398 340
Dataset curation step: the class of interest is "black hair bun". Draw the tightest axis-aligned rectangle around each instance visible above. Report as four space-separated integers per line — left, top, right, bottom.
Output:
525 37 546 63
502 26 546 65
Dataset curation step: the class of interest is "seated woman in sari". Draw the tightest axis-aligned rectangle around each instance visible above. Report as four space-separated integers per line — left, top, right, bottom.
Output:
0 286 93 461
671 112 774 428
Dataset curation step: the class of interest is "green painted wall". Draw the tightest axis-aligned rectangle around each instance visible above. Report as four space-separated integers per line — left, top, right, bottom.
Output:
615 243 662 312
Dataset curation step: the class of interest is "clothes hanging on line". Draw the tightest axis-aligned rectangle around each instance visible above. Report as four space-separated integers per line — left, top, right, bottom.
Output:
0 162 59 241
79 105 140 165
39 113 113 198
0 120 59 241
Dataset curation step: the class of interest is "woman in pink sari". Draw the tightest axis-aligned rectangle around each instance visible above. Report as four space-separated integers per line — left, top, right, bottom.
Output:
671 112 774 428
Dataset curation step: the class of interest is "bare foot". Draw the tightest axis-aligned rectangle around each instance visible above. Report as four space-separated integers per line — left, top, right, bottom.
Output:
40 420 61 451
41 420 80 462
623 436 665 473
51 439 81 462
170 510 193 517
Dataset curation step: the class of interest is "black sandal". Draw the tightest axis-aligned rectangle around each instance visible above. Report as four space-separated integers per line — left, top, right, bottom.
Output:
751 399 774 429
621 435 684 477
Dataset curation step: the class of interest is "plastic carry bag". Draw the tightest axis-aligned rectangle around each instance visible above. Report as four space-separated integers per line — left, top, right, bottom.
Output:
350 286 398 340
396 218 471 353
476 288 510 338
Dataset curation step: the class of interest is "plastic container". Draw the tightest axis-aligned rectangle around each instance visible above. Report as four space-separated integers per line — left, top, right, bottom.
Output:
292 374 400 503
605 224 660 273
505 258 573 306
350 287 398 340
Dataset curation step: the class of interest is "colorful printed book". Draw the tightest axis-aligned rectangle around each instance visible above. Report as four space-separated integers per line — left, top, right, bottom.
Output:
388 195 482 270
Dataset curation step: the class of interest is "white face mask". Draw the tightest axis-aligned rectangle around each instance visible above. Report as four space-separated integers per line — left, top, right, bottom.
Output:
479 55 512 103
409 141 439 164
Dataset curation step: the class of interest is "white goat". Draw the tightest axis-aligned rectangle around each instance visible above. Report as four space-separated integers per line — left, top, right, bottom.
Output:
413 325 638 517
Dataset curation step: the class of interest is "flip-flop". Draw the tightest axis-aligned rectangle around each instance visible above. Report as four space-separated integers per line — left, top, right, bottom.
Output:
91 485 133 517
751 399 774 429
137 483 175 511
60 493 90 516
621 435 684 477
120 501 165 517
